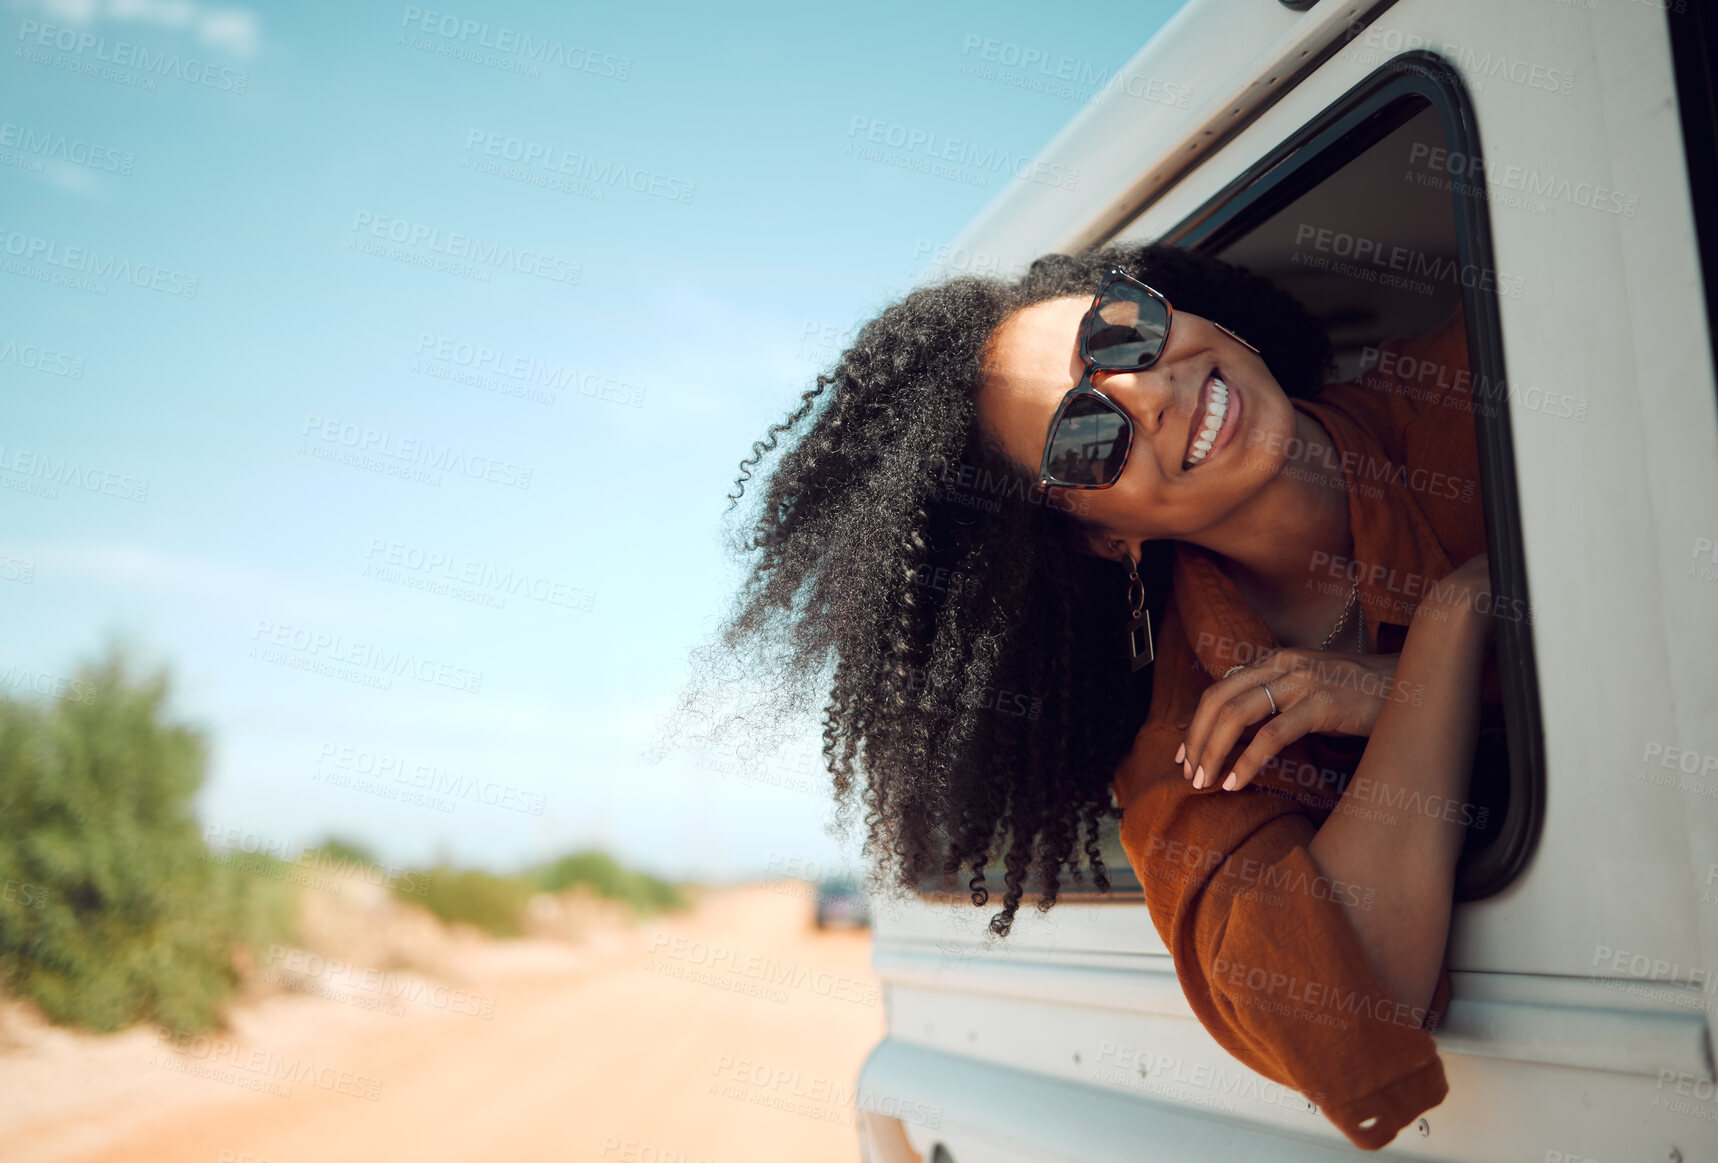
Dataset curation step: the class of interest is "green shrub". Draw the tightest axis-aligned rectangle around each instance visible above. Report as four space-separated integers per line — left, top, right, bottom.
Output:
532 849 687 916
394 849 688 933
409 866 532 937
306 835 381 867
0 646 294 1033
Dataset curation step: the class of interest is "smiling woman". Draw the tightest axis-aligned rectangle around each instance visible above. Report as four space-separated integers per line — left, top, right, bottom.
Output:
975 262 1362 646
710 236 1502 1150
711 241 1335 927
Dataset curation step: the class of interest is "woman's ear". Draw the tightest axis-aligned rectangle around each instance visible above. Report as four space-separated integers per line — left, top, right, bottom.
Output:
1069 524 1140 564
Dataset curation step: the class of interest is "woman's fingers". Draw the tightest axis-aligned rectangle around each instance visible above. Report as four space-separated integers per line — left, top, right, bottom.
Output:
1222 702 1318 792
1180 648 1405 792
1182 672 1255 783
1190 681 1282 788
1182 652 1295 785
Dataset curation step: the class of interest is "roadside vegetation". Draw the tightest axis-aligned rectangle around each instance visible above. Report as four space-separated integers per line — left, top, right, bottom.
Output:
0 645 689 1031
397 848 689 938
0 648 293 1033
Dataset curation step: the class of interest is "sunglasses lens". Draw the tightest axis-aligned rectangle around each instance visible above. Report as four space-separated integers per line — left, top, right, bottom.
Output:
1087 282 1169 368
1046 394 1130 487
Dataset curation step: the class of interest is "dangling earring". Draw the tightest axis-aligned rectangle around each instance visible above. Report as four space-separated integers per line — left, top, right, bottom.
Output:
1215 321 1260 354
1117 544 1154 671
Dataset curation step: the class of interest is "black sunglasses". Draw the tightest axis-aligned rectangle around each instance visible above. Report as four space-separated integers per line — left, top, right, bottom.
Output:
1034 268 1173 494
1034 268 1259 494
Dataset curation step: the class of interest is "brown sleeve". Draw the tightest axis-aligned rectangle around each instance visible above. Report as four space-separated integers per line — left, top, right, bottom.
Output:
1112 631 1449 1150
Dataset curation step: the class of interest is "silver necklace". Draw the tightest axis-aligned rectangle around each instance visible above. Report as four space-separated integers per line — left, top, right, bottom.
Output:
1320 581 1366 653
1223 581 1367 683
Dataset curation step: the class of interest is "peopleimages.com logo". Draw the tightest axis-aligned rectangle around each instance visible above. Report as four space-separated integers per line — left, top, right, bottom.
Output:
14 19 249 93
398 6 631 79
846 116 1079 190
348 211 581 286
0 121 135 174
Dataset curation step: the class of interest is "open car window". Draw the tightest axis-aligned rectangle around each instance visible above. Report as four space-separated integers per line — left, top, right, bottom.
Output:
921 52 1543 906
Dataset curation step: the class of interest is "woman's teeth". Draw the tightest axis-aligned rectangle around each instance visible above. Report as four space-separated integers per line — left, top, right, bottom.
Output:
1185 377 1229 468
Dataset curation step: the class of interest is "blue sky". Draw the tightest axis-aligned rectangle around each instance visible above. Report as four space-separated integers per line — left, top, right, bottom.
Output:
0 0 1188 881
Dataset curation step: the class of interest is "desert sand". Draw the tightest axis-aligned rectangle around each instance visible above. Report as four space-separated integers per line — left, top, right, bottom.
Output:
0 880 883 1163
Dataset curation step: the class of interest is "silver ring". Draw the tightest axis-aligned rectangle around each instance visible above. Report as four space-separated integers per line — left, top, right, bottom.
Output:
1222 664 1247 679
1261 683 1279 716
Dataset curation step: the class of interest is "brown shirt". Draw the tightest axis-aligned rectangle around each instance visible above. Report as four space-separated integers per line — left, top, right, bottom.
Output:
1108 306 1485 1151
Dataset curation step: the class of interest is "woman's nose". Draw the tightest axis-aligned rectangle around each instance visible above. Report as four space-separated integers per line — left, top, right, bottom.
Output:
1093 367 1174 434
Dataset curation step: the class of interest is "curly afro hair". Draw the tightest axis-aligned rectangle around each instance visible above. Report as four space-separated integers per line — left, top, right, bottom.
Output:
711 241 1331 936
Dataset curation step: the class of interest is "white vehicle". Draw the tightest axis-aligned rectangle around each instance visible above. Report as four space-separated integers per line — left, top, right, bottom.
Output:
857 1 1718 1159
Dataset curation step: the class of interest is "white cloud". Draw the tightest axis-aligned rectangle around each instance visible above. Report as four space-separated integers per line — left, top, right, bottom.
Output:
40 159 104 200
12 0 259 59
30 540 273 596
8 540 368 628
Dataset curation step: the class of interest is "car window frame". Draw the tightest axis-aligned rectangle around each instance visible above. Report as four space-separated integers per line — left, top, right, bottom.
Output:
916 49 1546 906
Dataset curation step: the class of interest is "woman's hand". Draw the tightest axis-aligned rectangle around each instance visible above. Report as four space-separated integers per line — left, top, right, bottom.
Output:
1179 553 1494 794
1178 649 1414 793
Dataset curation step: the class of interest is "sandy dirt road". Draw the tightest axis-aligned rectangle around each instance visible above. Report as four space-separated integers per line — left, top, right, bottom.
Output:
0 883 884 1163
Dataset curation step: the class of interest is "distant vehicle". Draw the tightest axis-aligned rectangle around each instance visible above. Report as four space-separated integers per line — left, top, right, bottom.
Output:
814 877 871 929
